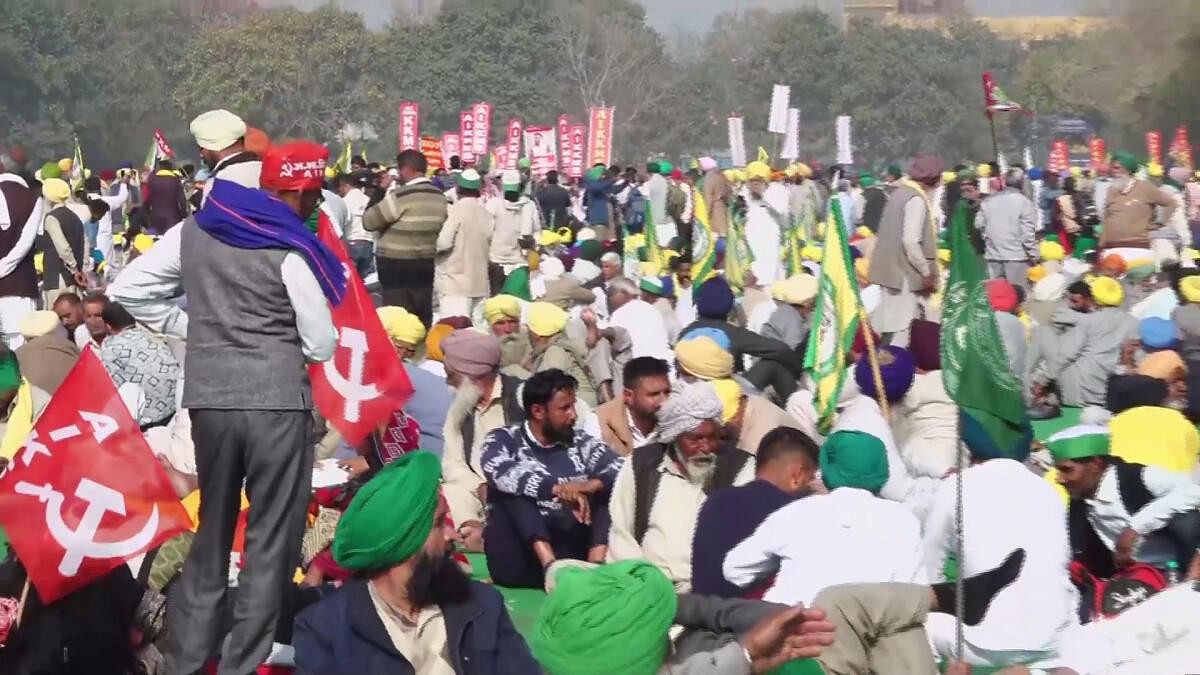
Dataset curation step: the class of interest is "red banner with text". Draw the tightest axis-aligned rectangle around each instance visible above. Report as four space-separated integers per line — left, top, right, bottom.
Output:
1146 130 1163 167
1088 137 1106 171
504 118 523 171
398 102 420 152
420 136 443 172
460 111 476 164
1048 139 1069 174
441 133 462 166
471 102 492 162
568 124 587 178
586 107 614 168
1170 126 1193 168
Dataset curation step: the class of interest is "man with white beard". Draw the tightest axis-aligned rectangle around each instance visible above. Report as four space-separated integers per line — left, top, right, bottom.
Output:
606 381 755 590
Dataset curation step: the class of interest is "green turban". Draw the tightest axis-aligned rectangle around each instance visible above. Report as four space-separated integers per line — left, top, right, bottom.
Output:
0 352 18 391
859 175 876 188
518 157 532 170
1112 151 1140 174
586 165 605 181
1046 425 1111 462
532 560 676 675
819 430 888 494
500 266 532 302
578 239 603 263
658 161 674 174
40 161 62 179
333 452 441 571
886 164 902 179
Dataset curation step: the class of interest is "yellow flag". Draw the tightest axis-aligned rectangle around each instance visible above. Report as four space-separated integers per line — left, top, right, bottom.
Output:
757 146 770 164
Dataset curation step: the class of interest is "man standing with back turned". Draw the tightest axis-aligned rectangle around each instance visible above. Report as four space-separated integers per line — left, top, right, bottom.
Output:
167 142 342 675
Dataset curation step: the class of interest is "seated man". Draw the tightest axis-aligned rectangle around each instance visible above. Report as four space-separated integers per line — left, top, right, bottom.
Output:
98 301 181 430
293 452 539 673
480 294 530 376
724 430 925 605
439 330 524 550
1050 424 1200 578
607 381 755 590
527 302 600 407
583 356 671 456
691 426 817 598
480 368 623 589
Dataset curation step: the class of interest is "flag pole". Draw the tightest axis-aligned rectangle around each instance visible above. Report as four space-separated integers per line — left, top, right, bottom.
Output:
856 306 889 420
14 577 30 628
988 111 999 164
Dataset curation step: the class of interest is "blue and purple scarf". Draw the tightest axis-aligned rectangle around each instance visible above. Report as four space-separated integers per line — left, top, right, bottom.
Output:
195 179 347 305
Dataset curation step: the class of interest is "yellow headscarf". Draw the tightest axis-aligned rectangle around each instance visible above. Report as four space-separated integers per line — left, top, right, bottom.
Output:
483 295 522 324
376 306 426 347
710 379 744 423
674 336 734 380
527 302 568 337
1027 265 1048 283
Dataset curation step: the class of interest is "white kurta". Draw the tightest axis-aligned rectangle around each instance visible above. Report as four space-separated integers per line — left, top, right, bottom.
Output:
742 185 788 285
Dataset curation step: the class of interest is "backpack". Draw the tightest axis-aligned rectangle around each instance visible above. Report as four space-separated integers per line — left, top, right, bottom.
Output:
630 443 753 544
1070 560 1166 621
460 374 525 470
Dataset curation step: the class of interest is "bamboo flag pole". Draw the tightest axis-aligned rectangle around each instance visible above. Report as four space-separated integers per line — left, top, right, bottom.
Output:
857 306 889 420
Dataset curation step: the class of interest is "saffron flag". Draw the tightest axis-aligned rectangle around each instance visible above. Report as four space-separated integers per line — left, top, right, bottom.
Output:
691 184 718 290
802 197 860 433
940 201 1028 451
0 349 192 603
308 212 414 445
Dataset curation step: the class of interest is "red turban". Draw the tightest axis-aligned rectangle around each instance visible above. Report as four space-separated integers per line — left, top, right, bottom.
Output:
260 141 328 192
99 169 117 182
986 279 1018 313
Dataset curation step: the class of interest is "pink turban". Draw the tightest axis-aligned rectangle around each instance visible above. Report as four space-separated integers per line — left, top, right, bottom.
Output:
441 330 502 377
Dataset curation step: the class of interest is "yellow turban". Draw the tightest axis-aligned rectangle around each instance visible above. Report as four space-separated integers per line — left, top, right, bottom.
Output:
483 295 522 324
795 163 812 179
41 178 71 204
941 170 958 184
34 252 43 275
746 161 771 181
1039 241 1066 262
723 169 737 182
710 379 744 422
425 324 455 362
854 258 870 285
733 169 748 183
1186 248 1200 261
1181 276 1200 303
539 230 564 248
324 167 336 179
1138 350 1186 381
800 245 822 262
771 274 818 306
976 163 992 177
1027 265 1048 283
1069 166 1083 178
376 306 426 347
675 336 734 380
1147 162 1164 178
1089 276 1124 307
527 302 568 337
937 248 951 264
132 233 155 253
57 158 72 172
854 226 873 239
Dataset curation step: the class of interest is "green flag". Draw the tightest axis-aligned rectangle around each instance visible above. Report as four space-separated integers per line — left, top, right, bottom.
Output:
940 201 1028 452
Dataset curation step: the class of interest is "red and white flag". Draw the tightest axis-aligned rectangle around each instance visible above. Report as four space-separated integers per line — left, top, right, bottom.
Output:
309 213 413 445
567 124 587 178
398 102 421 153
0 349 191 603
1146 130 1164 167
471 102 492 160
587 107 615 167
153 129 175 159
459 111 477 164
504 118 523 171
441 133 462 165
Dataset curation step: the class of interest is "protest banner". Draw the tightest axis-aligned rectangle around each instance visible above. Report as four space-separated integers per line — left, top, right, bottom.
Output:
460 110 476 164
524 126 558 177
586 107 614 167
471 102 492 160
398 102 420 152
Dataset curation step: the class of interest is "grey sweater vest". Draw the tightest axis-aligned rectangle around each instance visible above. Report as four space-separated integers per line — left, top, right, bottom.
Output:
179 217 311 410
868 184 936 291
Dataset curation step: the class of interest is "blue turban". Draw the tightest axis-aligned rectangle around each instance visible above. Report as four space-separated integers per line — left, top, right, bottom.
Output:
695 277 735 320
960 406 1033 462
854 345 916 403
1139 317 1178 352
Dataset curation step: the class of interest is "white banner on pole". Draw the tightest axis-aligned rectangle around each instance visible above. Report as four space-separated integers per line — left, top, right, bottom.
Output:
835 115 853 166
781 108 801 160
768 84 790 135
728 116 747 167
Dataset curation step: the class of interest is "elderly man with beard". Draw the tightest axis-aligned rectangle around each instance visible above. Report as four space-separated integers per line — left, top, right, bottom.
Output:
480 294 530 376
480 369 623 589
439 330 525 551
607 381 755 590
294 452 538 673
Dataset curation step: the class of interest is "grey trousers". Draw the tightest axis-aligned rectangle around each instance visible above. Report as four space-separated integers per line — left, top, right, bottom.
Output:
813 583 938 675
987 260 1030 291
167 409 313 675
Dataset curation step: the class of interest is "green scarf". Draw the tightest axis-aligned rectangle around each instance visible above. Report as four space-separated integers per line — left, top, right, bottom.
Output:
532 560 676 675
333 452 441 570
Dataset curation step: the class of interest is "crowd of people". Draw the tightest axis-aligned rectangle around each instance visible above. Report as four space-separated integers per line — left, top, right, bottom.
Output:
0 106 1198 675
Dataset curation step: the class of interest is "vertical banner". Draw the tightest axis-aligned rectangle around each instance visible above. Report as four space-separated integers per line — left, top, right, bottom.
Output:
1048 139 1069 173
420 136 443 172
153 129 175 158
471 102 492 161
523 126 558 177
781 108 801 160
398 102 420 152
835 115 853 166
557 114 572 172
568 124 587 178
459 111 476 164
1170 125 1193 167
504 118 523 170
1146 130 1163 167
586 107 615 168
768 84 791 134
494 145 509 172
1088 137 1107 171
441 133 462 165
727 116 746 167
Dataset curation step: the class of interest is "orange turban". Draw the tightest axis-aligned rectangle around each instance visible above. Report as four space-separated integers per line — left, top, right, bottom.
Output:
425 324 455 363
1098 254 1127 276
244 127 271 157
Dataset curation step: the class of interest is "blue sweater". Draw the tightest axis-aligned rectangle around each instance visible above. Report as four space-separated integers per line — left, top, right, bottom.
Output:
691 479 796 597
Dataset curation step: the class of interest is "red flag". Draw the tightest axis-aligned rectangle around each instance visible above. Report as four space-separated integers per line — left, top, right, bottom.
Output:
420 136 444 172
1146 130 1163 166
1048 139 1070 173
1088 137 1107 171
982 71 1022 113
1170 125 1193 167
153 129 175 159
308 213 413 445
586 107 615 167
459 111 476 164
0 349 191 603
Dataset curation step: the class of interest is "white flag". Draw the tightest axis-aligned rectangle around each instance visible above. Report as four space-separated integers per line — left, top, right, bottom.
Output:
768 84 790 135
728 116 747 167
836 115 853 166
781 108 801 160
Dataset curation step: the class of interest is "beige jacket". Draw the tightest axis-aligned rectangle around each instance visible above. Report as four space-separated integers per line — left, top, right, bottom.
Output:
436 197 492 299
892 372 961 478
1101 178 1177 248
737 395 805 455
702 169 731 235
441 377 510 524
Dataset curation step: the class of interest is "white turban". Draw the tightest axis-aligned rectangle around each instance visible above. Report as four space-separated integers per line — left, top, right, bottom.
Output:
540 257 565 281
190 109 248 152
698 156 717 172
1033 272 1068 303
656 382 723 443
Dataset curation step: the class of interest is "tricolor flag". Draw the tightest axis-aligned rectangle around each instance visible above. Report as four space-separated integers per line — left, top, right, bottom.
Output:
802 196 861 433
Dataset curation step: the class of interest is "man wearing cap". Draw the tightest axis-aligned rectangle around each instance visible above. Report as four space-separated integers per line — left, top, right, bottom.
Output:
1050 425 1200 577
294 452 539 673
440 330 523 550
480 369 621 589
725 430 924 605
167 142 343 675
0 154 41 348
643 161 671 246
868 154 943 347
191 108 261 206
39 177 88 308
434 169 491 320
488 169 541 294
579 165 615 239
145 158 189 235
364 148 449 325
742 161 787 285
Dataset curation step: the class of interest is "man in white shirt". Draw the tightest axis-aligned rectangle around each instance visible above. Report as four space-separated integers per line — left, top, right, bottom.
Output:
724 430 925 605
1050 425 1200 575
336 172 374 278
923 408 1078 668
599 277 672 363
84 173 129 265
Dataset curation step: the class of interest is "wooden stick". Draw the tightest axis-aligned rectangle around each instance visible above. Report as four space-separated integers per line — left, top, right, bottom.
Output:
857 306 890 420
13 578 30 629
